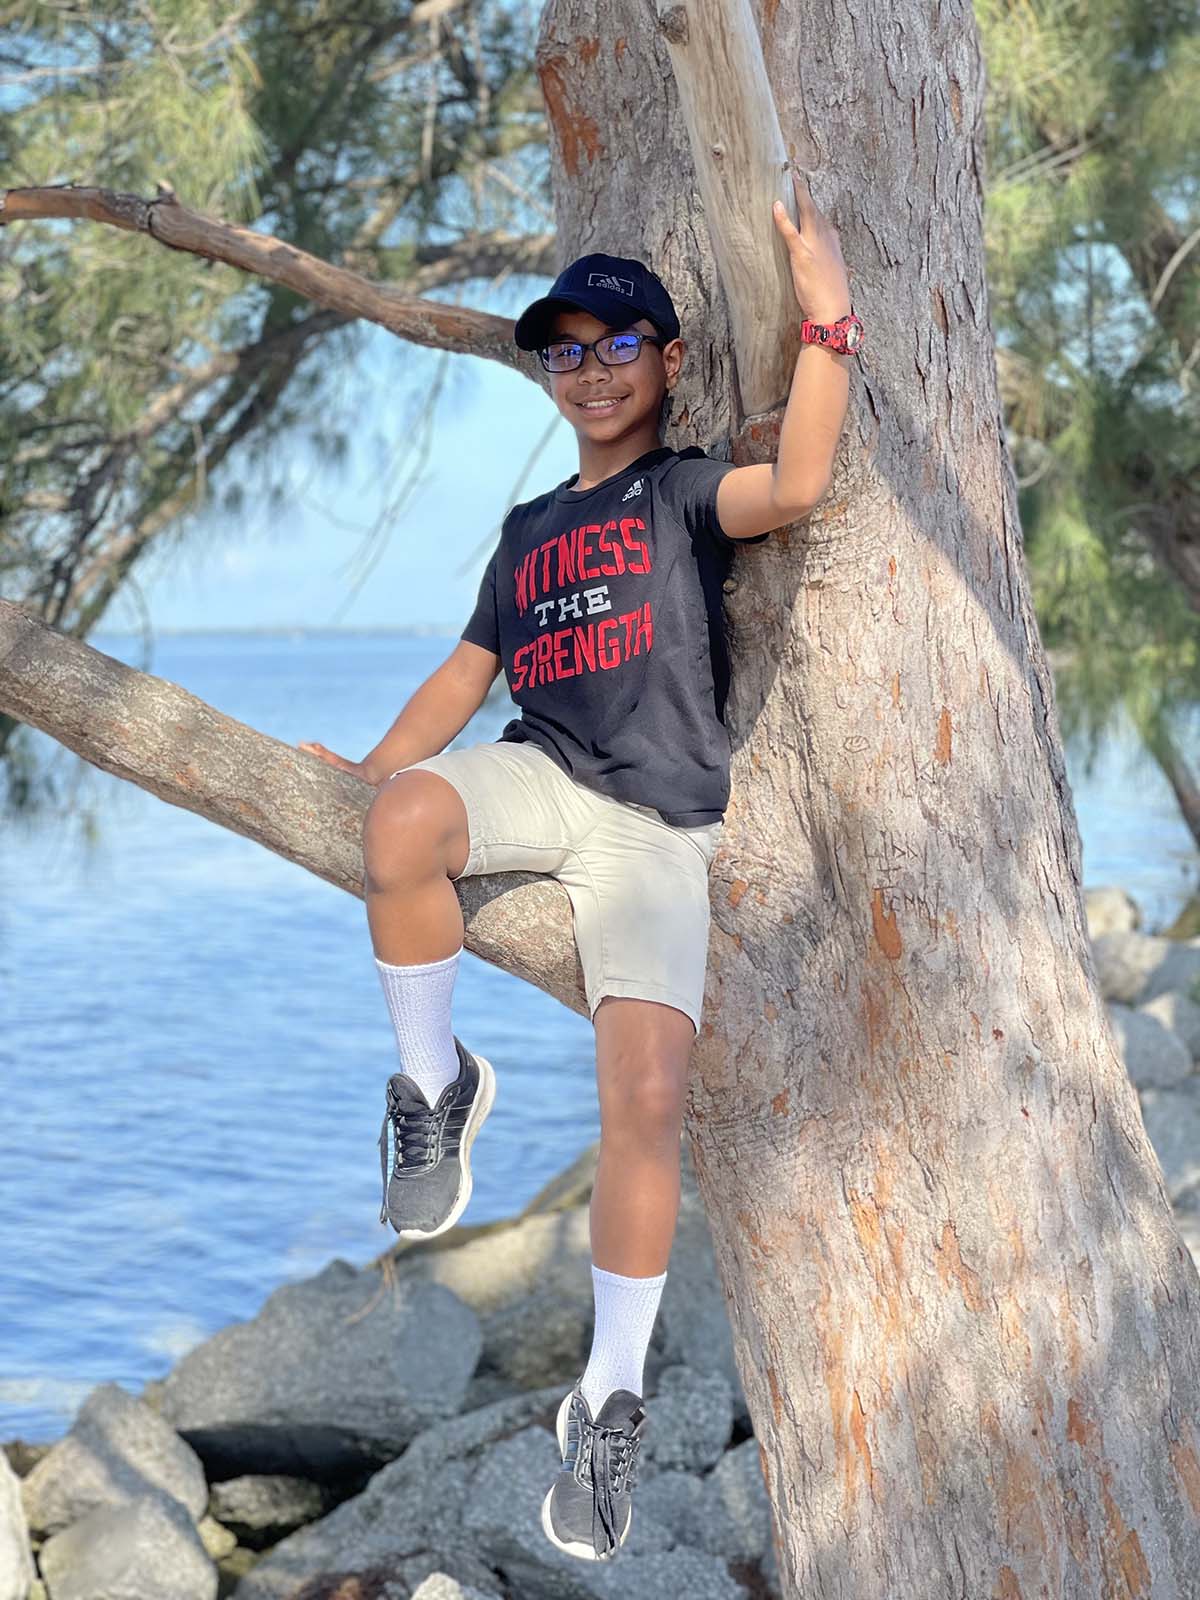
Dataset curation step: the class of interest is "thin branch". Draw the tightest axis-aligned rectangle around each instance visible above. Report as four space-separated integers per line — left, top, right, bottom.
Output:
992 133 1100 190
0 183 541 380
1150 223 1200 315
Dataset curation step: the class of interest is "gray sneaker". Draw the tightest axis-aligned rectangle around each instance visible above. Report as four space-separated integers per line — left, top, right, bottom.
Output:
540 1379 647 1560
377 1036 495 1239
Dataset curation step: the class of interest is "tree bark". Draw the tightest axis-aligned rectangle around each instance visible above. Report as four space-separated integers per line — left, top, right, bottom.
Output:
534 0 1200 1593
3 0 1200 1593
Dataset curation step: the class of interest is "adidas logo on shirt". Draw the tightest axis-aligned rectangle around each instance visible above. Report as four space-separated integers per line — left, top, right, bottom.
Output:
621 478 644 502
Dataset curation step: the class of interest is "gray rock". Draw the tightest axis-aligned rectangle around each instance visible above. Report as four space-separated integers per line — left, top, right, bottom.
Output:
0 1450 33 1600
196 1515 237 1560
1173 1206 1200 1278
458 1425 682 1597
705 1439 773 1561
1140 940 1200 1007
762 1530 783 1596
397 1209 595 1392
385 1141 748 1425
458 1372 522 1413
582 1546 749 1600
396 1384 565 1481
516 1140 600 1217
1 1444 51 1481
1139 1084 1200 1207
229 1387 563 1600
226 1390 751 1600
1090 931 1173 1005
636 1469 708 1544
1085 887 1142 938
230 1457 487 1600
634 1440 771 1563
483 1284 596 1391
319 1576 502 1600
642 1367 733 1475
38 1493 216 1600
160 1260 481 1479
410 1573 504 1600
650 1150 749 1428
1141 989 1200 1063
20 1383 208 1539
206 1475 326 1548
139 1379 166 1415
1109 1003 1194 1089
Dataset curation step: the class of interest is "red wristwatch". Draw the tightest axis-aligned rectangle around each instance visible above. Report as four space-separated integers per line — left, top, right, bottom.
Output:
800 311 865 354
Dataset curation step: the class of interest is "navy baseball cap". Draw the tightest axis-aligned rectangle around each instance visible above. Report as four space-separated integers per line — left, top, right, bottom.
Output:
513 252 681 351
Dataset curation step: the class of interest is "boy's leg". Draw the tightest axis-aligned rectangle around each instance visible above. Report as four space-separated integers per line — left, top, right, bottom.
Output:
590 995 693 1274
540 993 693 1561
578 994 694 1414
363 769 473 1108
364 742 575 1238
541 805 715 1559
363 744 575 1083
553 806 718 1421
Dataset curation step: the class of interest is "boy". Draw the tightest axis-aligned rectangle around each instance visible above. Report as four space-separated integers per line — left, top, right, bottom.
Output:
300 173 859 1560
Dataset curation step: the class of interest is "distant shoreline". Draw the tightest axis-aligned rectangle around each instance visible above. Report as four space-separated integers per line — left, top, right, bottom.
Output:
89 629 1077 659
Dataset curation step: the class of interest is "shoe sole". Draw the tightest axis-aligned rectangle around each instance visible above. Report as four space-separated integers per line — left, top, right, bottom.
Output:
392 1051 497 1241
538 1388 632 1561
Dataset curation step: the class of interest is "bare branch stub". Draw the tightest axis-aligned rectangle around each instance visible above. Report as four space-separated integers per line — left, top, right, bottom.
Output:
658 5 690 46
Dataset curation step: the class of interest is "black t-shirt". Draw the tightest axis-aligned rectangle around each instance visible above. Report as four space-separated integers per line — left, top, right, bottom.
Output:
460 444 769 826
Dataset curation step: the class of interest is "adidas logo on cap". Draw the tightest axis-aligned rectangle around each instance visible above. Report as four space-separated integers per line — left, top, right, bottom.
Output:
588 271 634 296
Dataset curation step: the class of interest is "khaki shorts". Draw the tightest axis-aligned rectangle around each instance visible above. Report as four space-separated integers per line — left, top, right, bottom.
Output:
389 739 724 1034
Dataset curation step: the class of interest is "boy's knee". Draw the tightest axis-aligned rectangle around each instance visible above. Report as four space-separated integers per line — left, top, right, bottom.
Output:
600 1054 688 1142
366 777 438 870
361 776 453 886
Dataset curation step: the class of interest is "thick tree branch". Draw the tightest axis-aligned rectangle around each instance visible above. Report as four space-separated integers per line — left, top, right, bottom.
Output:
653 0 799 418
0 597 586 1011
0 184 547 381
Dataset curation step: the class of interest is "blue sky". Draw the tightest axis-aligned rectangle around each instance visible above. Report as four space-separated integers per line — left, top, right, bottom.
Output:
119 276 584 633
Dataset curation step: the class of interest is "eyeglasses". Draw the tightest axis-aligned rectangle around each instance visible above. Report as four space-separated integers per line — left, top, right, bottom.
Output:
538 331 666 372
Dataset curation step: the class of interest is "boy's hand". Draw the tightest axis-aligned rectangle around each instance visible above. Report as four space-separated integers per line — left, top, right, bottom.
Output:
297 740 374 783
771 167 852 323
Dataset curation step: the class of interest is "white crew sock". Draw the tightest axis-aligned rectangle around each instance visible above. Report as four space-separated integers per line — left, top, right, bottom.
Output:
374 948 463 1105
579 1264 668 1414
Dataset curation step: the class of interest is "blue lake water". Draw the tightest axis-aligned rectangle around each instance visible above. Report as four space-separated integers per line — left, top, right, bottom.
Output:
1 630 1196 1443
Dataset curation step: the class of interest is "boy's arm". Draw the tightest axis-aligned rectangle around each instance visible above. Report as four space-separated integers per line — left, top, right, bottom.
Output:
361 641 501 785
714 334 851 540
712 167 855 542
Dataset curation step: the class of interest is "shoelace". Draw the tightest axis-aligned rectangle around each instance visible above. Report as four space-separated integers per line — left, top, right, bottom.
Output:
377 1087 459 1223
568 1402 643 1557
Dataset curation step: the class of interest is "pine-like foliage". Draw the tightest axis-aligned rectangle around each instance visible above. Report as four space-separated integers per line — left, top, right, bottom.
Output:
0 0 547 805
977 0 1200 867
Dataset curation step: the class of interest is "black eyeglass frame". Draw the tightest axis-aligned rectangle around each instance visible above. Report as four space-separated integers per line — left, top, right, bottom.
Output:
537 330 668 373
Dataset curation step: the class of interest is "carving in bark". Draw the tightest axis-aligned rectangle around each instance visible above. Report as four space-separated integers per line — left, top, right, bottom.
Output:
4 1 1200 1593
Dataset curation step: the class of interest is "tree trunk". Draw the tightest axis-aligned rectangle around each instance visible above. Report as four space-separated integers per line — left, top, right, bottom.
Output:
535 0 1200 1593
4 0 1200 1592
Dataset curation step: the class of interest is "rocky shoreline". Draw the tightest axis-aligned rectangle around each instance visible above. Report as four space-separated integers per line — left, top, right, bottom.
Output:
3 885 1198 1600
